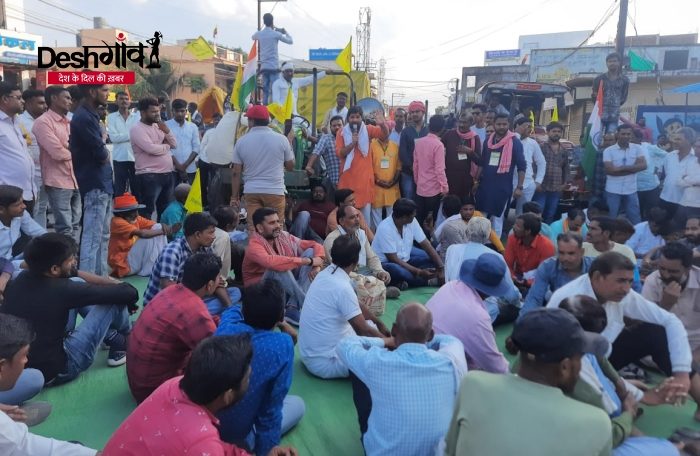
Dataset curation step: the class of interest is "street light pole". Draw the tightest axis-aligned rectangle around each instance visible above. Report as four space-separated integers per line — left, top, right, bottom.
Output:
615 0 629 63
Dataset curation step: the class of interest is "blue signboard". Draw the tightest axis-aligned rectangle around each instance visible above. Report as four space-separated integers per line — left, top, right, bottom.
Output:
485 49 521 60
309 48 342 61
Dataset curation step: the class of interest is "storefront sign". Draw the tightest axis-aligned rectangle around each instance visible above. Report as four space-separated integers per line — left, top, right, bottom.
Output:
0 30 41 66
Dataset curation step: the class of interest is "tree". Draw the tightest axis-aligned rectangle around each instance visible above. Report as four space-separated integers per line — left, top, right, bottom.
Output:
130 58 181 100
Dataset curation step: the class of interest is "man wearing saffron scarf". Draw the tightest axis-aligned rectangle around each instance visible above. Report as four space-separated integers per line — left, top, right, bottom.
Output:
243 207 325 326
336 106 389 223
442 112 481 200
474 113 526 237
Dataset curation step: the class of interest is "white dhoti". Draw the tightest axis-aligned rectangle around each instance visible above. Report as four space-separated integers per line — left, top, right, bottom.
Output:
127 224 167 276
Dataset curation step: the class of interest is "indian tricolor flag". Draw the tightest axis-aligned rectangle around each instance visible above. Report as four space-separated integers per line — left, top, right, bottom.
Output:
231 42 258 111
581 81 603 187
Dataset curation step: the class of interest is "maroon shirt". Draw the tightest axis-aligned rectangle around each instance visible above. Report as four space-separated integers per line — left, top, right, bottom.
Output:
126 284 216 403
294 200 335 237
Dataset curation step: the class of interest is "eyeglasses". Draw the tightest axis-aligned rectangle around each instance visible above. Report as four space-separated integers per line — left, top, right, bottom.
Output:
3 94 22 101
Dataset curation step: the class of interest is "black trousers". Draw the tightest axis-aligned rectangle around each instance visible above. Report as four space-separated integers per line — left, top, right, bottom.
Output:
415 193 442 231
199 160 212 210
113 161 136 197
637 186 660 221
349 372 372 437
608 322 673 376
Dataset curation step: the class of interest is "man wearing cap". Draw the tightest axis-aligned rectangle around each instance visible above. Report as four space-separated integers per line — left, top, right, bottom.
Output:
108 193 174 278
444 308 612 456
271 62 326 119
547 252 693 397
398 101 428 200
337 303 467 456
253 13 293 105
230 105 294 226
427 254 512 374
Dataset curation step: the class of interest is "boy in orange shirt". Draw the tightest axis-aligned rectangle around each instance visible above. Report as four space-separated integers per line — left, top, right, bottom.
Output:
108 193 178 277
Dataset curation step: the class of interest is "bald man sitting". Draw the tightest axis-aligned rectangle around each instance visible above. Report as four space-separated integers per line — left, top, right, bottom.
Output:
337 303 467 455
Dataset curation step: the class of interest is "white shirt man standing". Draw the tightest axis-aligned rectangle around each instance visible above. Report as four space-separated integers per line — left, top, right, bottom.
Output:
107 91 140 196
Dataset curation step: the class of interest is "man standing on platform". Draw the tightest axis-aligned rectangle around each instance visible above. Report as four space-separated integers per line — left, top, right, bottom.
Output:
592 52 629 134
474 113 526 237
253 13 293 105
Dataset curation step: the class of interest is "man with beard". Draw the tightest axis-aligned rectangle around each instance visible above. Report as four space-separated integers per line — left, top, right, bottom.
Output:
305 115 343 198
442 112 481 200
243 208 324 326
322 92 348 132
642 242 700 419
2 233 138 383
680 217 700 267
271 62 326 120
290 184 335 242
534 122 570 223
474 113 526 237
398 101 429 200
388 108 406 146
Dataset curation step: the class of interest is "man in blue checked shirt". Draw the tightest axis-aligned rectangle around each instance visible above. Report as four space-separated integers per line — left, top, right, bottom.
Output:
337 302 467 456
305 115 343 200
215 279 305 456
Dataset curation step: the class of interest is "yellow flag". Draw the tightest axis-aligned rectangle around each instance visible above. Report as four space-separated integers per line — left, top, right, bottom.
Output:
184 170 203 213
267 88 293 120
335 38 352 73
551 105 559 122
184 36 216 61
529 110 536 126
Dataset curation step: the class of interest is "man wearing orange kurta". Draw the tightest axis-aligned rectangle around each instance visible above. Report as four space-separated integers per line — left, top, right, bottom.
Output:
336 106 389 223
370 136 401 231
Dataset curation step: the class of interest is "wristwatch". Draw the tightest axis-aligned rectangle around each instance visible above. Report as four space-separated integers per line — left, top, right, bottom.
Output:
516 186 524 190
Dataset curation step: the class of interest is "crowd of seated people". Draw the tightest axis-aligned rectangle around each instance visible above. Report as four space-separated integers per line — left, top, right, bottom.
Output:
2 78 700 456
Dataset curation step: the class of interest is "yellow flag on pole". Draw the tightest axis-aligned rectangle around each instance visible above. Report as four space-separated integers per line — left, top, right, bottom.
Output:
184 36 216 61
335 38 352 73
551 105 559 122
184 169 203 213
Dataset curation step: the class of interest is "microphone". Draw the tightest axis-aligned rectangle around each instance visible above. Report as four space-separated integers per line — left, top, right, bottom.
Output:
351 124 358 134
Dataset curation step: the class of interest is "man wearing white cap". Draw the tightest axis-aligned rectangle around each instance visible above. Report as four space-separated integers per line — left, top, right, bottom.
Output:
271 62 326 120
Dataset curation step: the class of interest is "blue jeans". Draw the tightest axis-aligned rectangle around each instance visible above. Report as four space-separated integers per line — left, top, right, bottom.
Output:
203 287 242 316
605 191 641 225
400 172 416 201
290 211 324 243
55 303 131 384
261 70 279 105
45 186 82 242
533 190 561 224
136 172 174 220
0 368 44 405
381 247 435 287
235 395 306 454
33 184 50 229
80 189 112 276
263 248 314 310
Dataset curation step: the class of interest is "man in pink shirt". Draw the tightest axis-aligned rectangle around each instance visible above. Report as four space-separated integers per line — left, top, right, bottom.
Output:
426 253 511 373
104 334 297 456
129 96 177 220
413 115 448 229
32 86 81 242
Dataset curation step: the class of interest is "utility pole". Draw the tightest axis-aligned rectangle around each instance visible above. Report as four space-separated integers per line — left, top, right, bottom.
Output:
615 0 629 62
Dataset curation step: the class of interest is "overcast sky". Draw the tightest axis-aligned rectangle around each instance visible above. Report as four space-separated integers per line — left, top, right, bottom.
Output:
16 0 700 109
